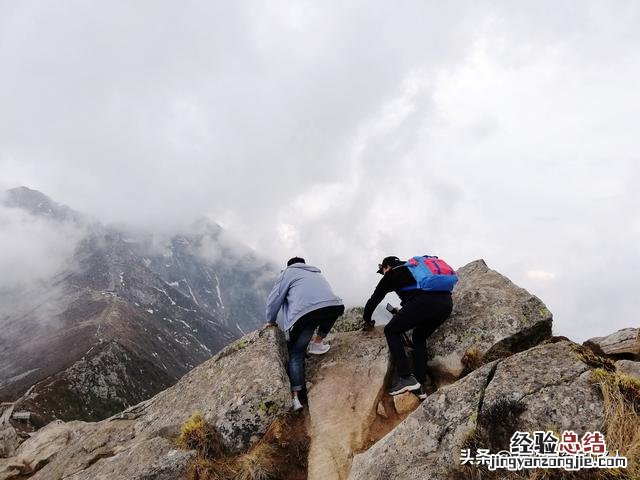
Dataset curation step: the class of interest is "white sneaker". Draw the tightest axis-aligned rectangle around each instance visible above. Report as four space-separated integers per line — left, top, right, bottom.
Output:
292 396 303 412
308 341 330 355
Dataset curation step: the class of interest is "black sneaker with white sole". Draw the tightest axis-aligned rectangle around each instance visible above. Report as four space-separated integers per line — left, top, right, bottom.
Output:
388 375 421 396
414 385 428 400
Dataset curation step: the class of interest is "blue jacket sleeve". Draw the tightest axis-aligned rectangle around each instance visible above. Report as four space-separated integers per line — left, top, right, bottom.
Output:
265 270 289 324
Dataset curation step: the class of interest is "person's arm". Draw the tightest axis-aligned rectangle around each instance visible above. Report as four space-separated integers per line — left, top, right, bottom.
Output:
265 270 289 327
363 274 393 323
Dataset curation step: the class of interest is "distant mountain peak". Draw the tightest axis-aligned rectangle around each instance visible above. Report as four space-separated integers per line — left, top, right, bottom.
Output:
3 186 81 222
0 186 278 425
6 185 51 201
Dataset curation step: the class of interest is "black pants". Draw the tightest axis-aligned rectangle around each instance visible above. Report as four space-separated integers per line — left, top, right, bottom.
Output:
383 292 452 383
288 305 345 343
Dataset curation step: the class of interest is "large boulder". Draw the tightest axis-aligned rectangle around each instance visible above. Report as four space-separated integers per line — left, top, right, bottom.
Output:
584 328 639 360
426 259 553 384
305 328 393 480
480 342 603 433
63 437 192 480
349 341 604 480
0 328 290 480
0 421 80 480
615 359 640 379
127 328 290 452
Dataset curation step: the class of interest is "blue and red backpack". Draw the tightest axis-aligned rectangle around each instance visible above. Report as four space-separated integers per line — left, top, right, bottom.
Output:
398 255 458 293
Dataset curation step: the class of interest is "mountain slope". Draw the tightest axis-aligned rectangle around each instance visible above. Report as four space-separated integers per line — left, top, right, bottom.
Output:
0 187 276 423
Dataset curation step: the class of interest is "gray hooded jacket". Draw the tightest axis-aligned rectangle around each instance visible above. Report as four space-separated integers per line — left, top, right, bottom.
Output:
265 263 343 331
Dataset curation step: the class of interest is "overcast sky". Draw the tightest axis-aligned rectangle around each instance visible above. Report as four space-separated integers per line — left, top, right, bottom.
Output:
1 1 638 341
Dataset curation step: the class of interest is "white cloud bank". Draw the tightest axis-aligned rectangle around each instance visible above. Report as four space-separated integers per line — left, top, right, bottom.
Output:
0 202 84 292
1 1 639 340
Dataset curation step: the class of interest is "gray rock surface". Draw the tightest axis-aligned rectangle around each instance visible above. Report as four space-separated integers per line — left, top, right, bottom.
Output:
0 405 21 459
615 359 640 379
0 421 79 479
64 437 194 480
332 307 365 333
0 328 289 480
482 341 603 433
426 259 553 384
0 427 19 460
585 327 639 359
129 328 290 453
349 341 604 480
0 461 20 480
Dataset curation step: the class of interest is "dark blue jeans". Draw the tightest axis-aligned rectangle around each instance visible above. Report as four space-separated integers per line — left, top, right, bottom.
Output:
287 305 344 392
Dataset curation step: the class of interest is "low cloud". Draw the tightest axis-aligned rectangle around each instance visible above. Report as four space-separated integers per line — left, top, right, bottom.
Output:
0 200 85 292
525 271 557 281
1 1 639 341
0 197 87 329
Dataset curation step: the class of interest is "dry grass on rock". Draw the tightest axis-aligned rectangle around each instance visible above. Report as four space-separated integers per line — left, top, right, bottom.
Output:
590 368 640 479
572 344 616 373
448 364 640 480
177 412 309 480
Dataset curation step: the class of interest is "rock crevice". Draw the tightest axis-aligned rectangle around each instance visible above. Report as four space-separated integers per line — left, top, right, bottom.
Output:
305 328 406 480
475 361 499 420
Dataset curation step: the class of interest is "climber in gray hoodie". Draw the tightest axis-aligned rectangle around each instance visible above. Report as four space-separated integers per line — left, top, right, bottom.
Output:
264 257 344 411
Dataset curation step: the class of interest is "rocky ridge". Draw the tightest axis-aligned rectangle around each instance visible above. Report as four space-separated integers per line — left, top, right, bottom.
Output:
0 328 289 480
427 259 553 385
584 328 639 360
1 259 638 480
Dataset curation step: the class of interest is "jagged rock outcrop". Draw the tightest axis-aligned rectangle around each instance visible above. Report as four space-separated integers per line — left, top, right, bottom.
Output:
426 259 553 384
305 328 398 480
349 341 604 480
4 253 635 480
584 327 639 360
0 328 289 480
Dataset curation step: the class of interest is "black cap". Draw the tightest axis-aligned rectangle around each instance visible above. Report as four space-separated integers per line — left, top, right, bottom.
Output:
377 256 403 274
287 257 306 267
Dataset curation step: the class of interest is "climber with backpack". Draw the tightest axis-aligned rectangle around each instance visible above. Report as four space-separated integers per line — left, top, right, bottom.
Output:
363 255 457 398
